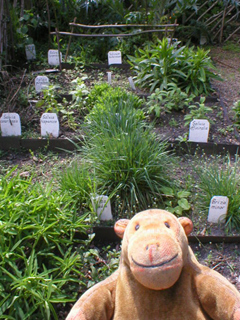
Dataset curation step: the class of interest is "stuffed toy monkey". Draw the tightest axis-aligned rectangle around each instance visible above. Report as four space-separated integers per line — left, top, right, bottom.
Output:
66 209 240 320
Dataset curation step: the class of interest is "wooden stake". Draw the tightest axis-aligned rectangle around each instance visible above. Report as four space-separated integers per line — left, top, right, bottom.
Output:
20 0 24 18
0 0 4 70
68 22 179 29
65 17 76 63
55 28 62 71
46 0 51 46
50 29 175 38
4 0 14 62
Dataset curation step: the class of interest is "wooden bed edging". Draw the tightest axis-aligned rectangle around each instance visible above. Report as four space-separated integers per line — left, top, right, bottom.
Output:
0 138 239 154
92 226 240 243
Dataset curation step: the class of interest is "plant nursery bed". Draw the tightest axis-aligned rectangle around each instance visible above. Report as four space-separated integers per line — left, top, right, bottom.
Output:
1 45 240 148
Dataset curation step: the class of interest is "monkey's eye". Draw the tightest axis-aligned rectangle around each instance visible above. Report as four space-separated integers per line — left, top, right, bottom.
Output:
135 224 140 231
165 222 170 228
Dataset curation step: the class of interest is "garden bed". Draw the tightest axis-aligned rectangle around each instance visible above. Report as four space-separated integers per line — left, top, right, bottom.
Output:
1 45 240 319
1 49 240 146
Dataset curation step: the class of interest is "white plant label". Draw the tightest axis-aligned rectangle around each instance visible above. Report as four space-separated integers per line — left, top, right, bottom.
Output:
91 195 113 220
40 113 59 138
107 71 112 84
200 35 207 45
48 49 62 66
108 51 122 65
189 119 210 143
35 76 49 93
25 44 36 60
208 196 229 223
0 113 21 136
128 77 136 90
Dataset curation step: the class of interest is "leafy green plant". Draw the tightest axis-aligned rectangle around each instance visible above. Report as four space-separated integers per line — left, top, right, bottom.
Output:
128 38 186 92
195 155 240 231
128 38 220 95
184 96 214 126
69 77 90 118
78 244 120 289
161 186 191 216
232 99 240 128
183 47 219 96
85 86 144 126
86 83 113 110
36 85 61 113
82 94 176 217
0 167 90 319
146 83 194 117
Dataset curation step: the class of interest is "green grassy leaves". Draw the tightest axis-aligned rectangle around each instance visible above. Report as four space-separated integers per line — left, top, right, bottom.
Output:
82 88 177 217
195 155 240 232
0 167 89 319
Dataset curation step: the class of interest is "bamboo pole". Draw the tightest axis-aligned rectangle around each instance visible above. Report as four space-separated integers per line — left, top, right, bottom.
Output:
224 12 238 26
50 29 175 38
197 1 218 21
168 19 177 45
210 6 234 32
65 17 76 63
205 11 223 26
219 7 227 43
185 0 209 24
68 22 179 29
8 69 27 108
224 25 240 43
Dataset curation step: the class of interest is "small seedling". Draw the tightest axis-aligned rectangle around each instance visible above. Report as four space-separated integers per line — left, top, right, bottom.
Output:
184 97 214 126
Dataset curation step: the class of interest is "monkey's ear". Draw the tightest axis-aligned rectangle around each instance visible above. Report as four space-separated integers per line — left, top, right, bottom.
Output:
178 217 193 236
114 219 130 239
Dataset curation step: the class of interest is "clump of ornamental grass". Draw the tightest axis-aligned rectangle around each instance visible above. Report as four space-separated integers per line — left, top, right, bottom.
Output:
58 159 96 212
194 154 240 232
82 92 177 217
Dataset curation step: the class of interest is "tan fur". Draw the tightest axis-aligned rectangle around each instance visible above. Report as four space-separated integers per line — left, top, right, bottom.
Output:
66 209 240 320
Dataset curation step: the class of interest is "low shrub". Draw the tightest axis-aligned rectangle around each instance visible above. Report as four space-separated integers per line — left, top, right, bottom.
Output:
128 37 220 95
146 83 194 117
86 84 143 113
